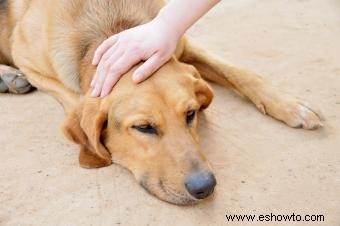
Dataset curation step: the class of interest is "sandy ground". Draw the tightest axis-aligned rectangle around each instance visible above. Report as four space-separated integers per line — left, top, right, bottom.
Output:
1 0 339 225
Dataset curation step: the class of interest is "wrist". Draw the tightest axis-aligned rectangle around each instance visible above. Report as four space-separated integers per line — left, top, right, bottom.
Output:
152 9 185 41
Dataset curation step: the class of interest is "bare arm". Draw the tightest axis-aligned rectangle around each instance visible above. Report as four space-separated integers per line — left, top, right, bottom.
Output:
91 0 220 97
156 0 220 40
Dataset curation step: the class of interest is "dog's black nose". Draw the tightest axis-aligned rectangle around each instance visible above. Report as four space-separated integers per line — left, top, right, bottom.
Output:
185 171 216 199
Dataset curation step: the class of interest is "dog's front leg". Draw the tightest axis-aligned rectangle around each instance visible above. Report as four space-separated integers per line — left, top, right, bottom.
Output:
12 65 81 113
179 38 323 129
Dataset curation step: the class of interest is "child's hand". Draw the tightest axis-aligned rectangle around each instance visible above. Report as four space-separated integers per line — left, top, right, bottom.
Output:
91 0 220 97
91 19 179 97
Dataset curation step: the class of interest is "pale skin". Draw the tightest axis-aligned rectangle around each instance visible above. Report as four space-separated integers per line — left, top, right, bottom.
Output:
91 0 221 97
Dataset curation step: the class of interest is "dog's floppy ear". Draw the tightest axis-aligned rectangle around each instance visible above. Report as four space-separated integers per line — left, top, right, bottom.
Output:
195 78 214 109
62 99 112 168
186 65 214 109
185 64 214 109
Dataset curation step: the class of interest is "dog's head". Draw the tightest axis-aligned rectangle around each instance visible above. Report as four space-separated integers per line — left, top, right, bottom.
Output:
63 59 215 205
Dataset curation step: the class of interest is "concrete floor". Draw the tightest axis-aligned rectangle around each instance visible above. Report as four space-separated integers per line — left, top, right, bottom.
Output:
1 0 339 225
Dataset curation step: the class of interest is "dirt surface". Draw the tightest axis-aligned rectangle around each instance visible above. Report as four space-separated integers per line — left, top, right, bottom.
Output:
1 0 339 225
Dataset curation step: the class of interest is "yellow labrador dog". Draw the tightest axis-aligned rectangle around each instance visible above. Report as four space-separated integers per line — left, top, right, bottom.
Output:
0 0 323 205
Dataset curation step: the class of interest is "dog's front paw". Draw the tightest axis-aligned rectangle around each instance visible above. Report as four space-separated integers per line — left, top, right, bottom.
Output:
256 94 324 130
0 65 33 94
282 101 324 130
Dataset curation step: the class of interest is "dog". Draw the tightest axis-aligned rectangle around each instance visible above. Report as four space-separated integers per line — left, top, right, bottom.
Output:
0 0 323 205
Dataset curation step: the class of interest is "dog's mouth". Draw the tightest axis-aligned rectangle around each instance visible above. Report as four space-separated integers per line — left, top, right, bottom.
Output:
139 177 200 205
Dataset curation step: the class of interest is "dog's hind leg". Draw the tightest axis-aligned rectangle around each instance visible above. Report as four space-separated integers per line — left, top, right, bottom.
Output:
0 64 33 94
179 38 324 130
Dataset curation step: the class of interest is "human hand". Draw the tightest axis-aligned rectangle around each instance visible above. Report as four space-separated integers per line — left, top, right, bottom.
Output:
91 18 180 97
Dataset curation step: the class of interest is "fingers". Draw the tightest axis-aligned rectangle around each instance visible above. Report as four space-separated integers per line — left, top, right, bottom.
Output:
133 54 167 83
92 35 119 65
91 60 108 97
100 54 140 97
91 45 121 88
92 52 170 97
91 48 124 97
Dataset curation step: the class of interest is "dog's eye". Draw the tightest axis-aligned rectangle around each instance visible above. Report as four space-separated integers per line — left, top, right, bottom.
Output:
186 110 196 125
132 124 158 135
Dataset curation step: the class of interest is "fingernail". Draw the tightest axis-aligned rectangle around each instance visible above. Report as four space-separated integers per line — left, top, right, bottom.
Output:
133 73 143 83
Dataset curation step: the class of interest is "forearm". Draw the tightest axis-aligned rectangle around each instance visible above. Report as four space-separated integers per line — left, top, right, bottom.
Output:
155 0 220 38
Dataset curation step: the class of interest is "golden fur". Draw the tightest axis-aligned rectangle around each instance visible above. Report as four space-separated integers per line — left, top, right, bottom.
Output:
0 0 323 204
